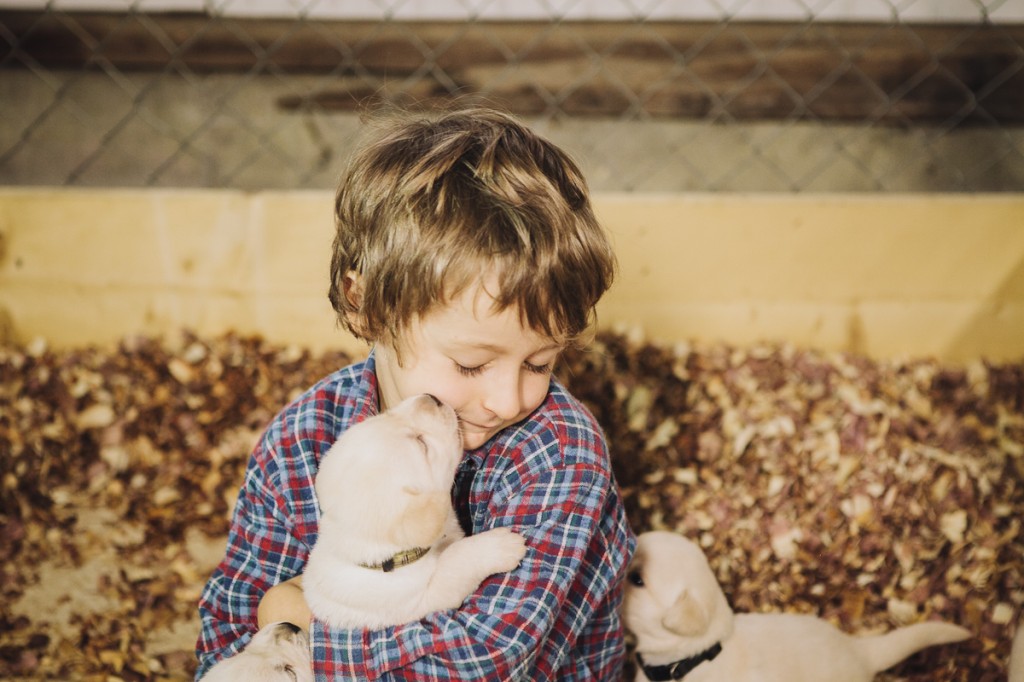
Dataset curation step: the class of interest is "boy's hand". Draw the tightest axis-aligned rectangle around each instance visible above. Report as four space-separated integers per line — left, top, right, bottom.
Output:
258 575 311 631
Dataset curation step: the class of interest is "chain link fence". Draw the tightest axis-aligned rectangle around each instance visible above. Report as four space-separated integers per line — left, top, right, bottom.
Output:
1 1 1022 192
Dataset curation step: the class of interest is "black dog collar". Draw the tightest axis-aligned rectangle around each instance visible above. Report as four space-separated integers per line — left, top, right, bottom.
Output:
359 546 430 572
636 642 723 681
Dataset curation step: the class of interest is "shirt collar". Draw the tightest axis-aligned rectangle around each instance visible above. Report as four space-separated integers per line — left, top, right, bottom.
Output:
348 348 381 423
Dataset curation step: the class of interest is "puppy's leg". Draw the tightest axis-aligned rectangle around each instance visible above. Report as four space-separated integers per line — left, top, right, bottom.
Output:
423 528 527 612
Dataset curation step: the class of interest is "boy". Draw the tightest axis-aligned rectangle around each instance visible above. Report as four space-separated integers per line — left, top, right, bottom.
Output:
195 105 636 680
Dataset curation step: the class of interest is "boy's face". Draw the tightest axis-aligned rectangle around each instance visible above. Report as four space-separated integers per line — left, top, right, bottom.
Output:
374 279 562 451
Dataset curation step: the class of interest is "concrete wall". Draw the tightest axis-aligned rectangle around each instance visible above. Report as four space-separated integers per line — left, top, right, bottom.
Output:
1 188 1022 363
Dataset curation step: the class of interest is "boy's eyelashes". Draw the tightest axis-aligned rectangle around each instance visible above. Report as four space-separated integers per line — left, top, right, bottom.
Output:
524 361 554 375
453 360 554 377
455 363 485 377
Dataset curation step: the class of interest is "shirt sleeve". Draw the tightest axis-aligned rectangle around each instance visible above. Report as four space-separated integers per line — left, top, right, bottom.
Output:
306 434 632 680
194 433 313 680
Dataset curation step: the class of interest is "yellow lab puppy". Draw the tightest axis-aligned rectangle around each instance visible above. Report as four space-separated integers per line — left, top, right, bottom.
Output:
624 530 970 682
304 392 527 627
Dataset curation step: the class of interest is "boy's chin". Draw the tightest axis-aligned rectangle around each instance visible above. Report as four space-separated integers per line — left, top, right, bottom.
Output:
459 426 500 451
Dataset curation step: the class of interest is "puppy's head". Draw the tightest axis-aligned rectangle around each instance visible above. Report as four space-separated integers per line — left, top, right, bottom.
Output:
623 531 734 657
316 393 462 549
204 622 311 682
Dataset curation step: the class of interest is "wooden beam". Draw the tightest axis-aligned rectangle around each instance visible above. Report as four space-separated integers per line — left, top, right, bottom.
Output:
2 10 1022 123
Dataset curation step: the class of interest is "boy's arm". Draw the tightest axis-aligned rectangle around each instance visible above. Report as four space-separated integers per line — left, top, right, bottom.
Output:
309 459 633 680
195 440 311 680
258 575 309 629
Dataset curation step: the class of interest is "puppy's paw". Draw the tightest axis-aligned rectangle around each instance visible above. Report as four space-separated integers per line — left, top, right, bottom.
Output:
470 526 528 573
425 529 527 612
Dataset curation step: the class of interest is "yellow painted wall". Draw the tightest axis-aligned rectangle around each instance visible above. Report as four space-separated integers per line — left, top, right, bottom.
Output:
1 188 1021 363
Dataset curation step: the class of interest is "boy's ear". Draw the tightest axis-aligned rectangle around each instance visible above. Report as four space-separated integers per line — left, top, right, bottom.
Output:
342 270 368 336
343 270 364 309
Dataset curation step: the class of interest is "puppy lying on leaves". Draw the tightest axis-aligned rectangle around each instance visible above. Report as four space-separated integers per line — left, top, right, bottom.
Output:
623 530 970 682
203 393 526 679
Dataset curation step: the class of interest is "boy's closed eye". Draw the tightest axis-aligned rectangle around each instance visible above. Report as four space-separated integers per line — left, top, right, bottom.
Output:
454 362 486 377
454 360 554 377
524 360 554 375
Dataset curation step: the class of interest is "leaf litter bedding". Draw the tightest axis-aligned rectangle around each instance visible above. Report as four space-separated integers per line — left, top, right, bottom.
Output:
1 330 1021 681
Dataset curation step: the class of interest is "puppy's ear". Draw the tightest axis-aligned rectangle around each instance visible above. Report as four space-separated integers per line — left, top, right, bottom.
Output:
390 491 448 547
662 589 709 637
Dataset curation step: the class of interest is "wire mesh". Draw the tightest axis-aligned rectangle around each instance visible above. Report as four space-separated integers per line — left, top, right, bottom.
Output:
1 1 1022 192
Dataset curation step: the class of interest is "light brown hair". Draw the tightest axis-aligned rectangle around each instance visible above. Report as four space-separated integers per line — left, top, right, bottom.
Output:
328 104 615 347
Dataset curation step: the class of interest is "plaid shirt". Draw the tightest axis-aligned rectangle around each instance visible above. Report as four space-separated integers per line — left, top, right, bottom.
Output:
195 351 636 680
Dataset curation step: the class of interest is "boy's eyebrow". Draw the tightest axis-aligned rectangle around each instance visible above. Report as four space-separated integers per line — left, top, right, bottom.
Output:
455 341 564 354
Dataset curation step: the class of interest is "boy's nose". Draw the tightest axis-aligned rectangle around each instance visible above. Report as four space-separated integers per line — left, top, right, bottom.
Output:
482 372 523 421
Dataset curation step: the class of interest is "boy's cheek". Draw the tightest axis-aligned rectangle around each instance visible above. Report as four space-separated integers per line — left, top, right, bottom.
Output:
525 374 554 408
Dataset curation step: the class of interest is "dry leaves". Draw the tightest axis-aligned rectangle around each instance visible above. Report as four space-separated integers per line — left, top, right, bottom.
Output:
0 332 353 680
1 329 1020 681
559 330 1023 682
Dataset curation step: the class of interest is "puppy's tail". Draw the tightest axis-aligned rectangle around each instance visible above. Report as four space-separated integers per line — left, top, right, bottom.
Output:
853 621 971 673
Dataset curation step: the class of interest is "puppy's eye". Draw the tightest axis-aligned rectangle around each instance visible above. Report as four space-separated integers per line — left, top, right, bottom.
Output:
627 569 645 587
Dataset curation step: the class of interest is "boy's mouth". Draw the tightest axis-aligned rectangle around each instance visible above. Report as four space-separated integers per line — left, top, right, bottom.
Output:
460 413 503 430
458 419 503 441
459 419 493 433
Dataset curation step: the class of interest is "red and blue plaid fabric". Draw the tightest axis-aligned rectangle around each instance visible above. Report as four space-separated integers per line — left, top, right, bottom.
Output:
195 351 636 680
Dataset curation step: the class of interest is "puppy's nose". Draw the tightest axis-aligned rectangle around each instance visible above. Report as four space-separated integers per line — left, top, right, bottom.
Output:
425 393 443 407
